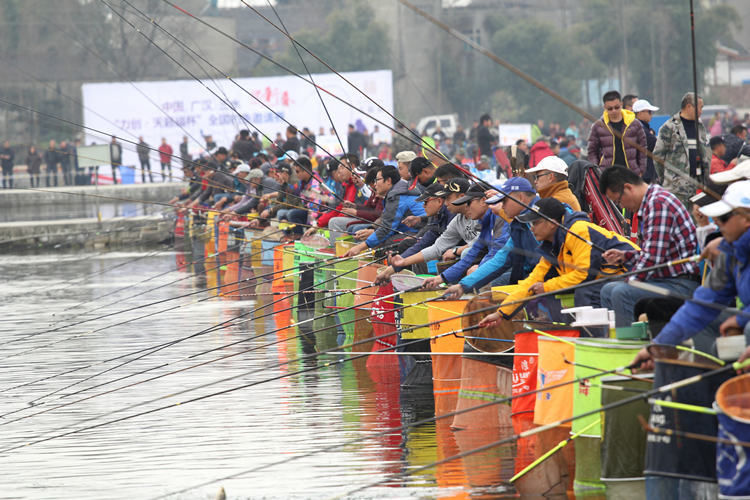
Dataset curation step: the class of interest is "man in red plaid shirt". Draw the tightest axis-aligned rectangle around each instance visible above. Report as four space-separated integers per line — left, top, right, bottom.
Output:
597 166 700 326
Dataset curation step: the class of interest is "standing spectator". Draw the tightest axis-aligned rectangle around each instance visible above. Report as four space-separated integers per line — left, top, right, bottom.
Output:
72 138 82 185
59 140 72 186
278 125 300 154
158 137 173 182
708 112 723 137
431 125 447 144
477 114 494 158
300 127 316 155
633 99 660 183
204 134 216 153
347 124 366 156
453 125 466 146
232 129 257 161
653 92 709 206
26 145 42 188
564 121 579 141
0 141 14 189
179 136 191 169
529 136 554 168
109 136 122 185
722 124 750 164
137 136 153 183
622 94 638 111
587 90 647 176
45 140 59 187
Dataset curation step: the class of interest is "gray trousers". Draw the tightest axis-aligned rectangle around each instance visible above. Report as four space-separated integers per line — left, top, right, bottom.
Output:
328 216 360 245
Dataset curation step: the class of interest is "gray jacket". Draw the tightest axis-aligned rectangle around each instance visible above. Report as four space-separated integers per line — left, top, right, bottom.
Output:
420 212 481 262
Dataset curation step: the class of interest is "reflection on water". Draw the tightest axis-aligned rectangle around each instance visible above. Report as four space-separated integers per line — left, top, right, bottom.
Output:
0 201 159 222
0 243 636 499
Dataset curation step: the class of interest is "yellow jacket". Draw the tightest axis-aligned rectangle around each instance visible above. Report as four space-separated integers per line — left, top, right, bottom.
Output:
499 213 639 316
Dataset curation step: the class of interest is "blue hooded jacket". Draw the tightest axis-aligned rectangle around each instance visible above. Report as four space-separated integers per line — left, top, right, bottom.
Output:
366 179 426 248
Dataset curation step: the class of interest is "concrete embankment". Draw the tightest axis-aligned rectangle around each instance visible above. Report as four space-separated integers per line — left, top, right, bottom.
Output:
0 183 184 250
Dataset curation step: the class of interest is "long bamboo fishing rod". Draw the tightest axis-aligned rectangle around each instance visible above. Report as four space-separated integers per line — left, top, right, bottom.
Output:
342 356 750 497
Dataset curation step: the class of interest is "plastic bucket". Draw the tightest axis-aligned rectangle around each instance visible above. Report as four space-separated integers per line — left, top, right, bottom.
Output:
600 374 653 484
260 239 278 267
572 338 646 436
715 373 750 498
427 299 468 415
533 334 579 427
645 357 732 483
400 291 441 339
354 263 382 310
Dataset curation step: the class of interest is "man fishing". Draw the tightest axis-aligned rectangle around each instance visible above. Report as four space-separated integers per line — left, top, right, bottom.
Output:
598 166 700 327
631 181 750 369
343 165 426 257
478 197 639 331
380 178 478 279
422 183 509 289
441 177 540 297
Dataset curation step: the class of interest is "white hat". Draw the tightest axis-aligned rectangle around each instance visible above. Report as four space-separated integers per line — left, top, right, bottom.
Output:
525 155 569 177
395 151 417 163
234 163 251 175
709 159 750 184
700 180 750 217
633 99 659 113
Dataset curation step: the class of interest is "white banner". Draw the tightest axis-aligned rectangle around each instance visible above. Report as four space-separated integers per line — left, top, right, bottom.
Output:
81 70 394 183
498 123 533 146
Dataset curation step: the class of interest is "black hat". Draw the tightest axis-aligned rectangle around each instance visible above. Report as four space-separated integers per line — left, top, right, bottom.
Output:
410 156 433 177
364 157 384 170
416 182 449 202
709 136 725 149
215 146 228 156
277 163 292 175
451 183 487 205
443 178 471 195
516 197 566 224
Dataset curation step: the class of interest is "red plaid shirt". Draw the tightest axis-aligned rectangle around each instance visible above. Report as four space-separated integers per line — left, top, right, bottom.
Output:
623 184 699 280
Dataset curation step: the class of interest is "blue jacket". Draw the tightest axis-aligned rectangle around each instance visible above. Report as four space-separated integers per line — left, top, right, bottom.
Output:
655 228 750 345
494 196 543 284
440 209 510 284
366 179 426 248
399 205 454 265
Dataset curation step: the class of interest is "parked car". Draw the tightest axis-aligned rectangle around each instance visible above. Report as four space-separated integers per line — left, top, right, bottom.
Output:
416 114 459 138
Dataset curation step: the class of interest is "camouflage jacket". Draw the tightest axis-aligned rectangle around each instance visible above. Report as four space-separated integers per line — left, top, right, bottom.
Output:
653 112 710 204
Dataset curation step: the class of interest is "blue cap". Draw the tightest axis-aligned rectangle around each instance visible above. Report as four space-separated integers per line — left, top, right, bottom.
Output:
486 177 535 205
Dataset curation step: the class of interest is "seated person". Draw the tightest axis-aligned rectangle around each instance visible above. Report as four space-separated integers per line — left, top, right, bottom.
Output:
479 197 639 331
632 181 750 369
344 165 426 257
525 155 581 210
422 183 509 289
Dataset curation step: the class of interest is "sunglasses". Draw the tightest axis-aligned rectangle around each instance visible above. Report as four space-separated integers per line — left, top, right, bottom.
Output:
534 172 553 181
717 211 735 223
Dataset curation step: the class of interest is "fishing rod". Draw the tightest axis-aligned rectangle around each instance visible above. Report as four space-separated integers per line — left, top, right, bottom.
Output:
342 356 750 497
0 317 482 455
265 0 348 164
0 252 390 397
629 280 750 320
108 0 350 202
398 0 730 204
164 0 606 252
0 247 384 359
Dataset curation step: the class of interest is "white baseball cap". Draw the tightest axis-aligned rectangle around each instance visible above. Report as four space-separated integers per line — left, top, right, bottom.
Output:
633 99 659 113
709 159 750 184
699 180 750 217
234 163 251 175
525 155 569 176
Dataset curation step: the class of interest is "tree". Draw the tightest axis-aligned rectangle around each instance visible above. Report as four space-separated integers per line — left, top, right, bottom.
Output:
253 0 390 76
578 0 740 110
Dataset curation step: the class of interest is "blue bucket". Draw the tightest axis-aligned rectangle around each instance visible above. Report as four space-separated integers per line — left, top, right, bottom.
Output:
426 259 437 274
715 374 750 498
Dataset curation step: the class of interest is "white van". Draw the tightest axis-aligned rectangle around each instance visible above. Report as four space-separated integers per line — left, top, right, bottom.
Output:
416 114 459 138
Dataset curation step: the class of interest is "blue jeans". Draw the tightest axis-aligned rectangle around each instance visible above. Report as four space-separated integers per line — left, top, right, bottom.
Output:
600 278 699 327
347 223 371 235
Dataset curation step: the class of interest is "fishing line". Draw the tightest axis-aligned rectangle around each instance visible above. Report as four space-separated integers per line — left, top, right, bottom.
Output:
341 356 750 497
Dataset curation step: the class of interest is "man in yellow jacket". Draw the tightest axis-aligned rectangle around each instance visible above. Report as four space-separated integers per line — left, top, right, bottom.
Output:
479 197 639 334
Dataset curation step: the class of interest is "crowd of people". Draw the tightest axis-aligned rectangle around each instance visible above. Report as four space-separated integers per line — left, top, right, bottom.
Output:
169 88 750 369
